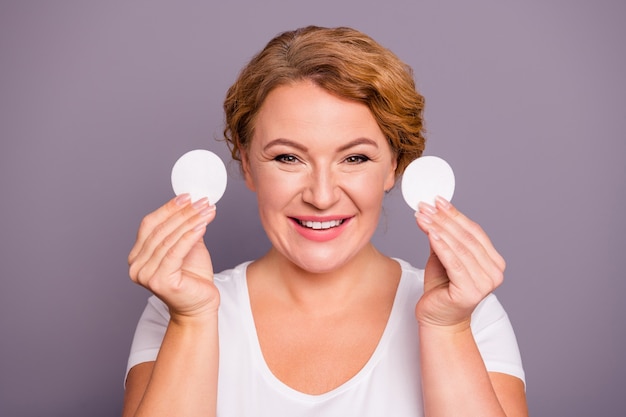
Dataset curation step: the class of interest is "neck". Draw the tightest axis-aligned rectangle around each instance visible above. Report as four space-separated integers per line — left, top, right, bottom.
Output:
248 244 396 315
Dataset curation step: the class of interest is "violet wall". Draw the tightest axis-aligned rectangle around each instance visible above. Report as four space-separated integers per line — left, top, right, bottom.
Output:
1 1 624 415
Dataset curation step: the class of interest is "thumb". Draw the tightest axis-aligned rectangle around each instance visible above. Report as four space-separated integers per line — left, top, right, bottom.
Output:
424 245 448 292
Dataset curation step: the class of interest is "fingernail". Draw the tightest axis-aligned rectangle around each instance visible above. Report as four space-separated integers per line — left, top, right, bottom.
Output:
192 197 209 209
418 202 437 215
199 205 216 217
193 221 207 232
175 194 191 206
416 212 433 224
436 196 451 210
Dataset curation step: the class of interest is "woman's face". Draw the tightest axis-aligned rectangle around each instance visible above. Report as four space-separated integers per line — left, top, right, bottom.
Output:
242 80 397 273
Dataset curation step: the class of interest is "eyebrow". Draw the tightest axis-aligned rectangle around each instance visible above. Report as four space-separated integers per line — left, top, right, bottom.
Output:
263 137 379 152
337 137 379 152
263 138 308 152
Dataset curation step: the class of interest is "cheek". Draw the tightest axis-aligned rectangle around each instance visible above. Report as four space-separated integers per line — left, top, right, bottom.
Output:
356 162 394 189
252 169 296 206
246 160 274 192
343 172 388 206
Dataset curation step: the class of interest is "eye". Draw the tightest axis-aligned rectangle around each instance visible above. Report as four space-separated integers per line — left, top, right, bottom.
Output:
344 154 370 164
274 154 300 164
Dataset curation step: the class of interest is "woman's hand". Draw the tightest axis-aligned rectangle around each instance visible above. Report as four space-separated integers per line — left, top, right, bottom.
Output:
128 194 220 321
414 196 506 331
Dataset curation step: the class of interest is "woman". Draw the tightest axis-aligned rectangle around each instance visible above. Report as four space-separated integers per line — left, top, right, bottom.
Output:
123 26 527 416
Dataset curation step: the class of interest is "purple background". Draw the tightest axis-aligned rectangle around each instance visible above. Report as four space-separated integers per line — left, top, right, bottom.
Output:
1 1 624 416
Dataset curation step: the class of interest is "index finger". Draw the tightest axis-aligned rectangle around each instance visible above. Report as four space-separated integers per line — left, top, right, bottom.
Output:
433 196 506 271
128 194 192 263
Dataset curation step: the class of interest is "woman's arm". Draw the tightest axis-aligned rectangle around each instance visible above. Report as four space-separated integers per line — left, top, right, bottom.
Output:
123 362 154 417
415 197 528 417
122 315 219 417
419 324 527 417
123 195 221 417
490 372 528 417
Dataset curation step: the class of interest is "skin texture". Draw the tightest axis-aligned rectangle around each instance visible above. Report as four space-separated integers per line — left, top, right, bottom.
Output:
241 80 397 274
125 195 220 417
242 80 402 394
415 198 528 416
123 80 528 416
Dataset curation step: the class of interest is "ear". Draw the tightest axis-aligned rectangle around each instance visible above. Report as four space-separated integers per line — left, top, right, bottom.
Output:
384 157 398 192
240 149 256 192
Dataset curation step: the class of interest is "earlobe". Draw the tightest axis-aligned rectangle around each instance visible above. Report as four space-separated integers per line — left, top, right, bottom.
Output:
383 177 395 194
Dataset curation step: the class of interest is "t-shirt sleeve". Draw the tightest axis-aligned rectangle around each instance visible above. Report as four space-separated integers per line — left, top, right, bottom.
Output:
470 294 526 385
124 295 171 384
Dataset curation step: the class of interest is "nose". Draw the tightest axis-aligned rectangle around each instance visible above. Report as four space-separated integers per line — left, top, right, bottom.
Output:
301 166 340 209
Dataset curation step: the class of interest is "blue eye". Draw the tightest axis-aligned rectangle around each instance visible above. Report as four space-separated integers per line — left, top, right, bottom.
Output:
274 154 299 164
345 154 370 164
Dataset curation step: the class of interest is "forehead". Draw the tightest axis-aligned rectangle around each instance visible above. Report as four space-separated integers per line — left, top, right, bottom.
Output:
252 81 385 145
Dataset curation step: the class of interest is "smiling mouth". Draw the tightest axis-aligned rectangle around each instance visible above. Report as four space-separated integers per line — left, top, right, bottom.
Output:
296 219 345 230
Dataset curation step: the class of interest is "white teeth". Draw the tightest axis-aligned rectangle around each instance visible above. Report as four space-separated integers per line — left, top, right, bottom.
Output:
299 219 343 230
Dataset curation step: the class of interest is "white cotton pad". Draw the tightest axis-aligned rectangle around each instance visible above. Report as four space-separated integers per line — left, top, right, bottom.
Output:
171 149 227 204
401 155 455 210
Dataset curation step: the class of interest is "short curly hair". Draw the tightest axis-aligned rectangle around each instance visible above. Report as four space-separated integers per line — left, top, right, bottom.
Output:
223 26 426 177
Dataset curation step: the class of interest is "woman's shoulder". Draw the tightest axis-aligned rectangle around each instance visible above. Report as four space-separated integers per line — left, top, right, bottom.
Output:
213 261 253 284
389 258 424 305
393 258 424 285
212 261 254 306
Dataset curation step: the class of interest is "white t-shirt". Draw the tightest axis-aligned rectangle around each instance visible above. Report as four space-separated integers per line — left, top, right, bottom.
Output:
126 259 525 416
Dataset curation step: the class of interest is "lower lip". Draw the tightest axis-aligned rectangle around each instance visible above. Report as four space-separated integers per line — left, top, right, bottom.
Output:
291 218 350 242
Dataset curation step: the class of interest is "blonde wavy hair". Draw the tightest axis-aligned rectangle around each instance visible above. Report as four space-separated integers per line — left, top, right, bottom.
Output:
223 26 426 177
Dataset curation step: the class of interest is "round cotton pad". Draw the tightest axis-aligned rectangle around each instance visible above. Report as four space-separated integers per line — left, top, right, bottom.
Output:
401 155 455 210
171 149 227 204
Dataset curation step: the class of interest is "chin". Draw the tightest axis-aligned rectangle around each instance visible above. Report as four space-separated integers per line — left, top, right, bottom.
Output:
296 261 341 274
285 249 358 275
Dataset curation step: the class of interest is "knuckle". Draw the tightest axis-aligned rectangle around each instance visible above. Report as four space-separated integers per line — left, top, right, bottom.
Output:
128 257 146 282
136 263 158 287
468 225 488 246
451 239 471 259
447 256 465 274
138 214 155 233
456 285 483 309
498 256 507 272
135 265 149 283
160 233 178 253
460 228 479 248
438 213 453 228
471 282 491 302
466 218 483 234
128 263 139 281
492 270 504 287
152 221 167 237
469 287 485 305
449 206 462 220
162 241 186 269
146 275 162 293
163 246 179 264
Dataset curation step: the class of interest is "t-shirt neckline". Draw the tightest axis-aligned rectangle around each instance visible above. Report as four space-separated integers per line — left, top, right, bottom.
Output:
236 259 412 403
